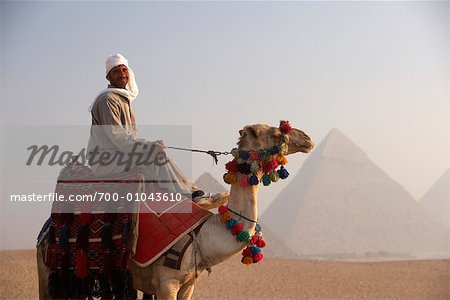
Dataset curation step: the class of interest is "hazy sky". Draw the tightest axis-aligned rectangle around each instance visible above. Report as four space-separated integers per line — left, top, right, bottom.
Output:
1 1 449 249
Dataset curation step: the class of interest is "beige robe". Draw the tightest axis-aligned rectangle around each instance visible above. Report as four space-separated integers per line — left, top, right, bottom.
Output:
87 89 195 194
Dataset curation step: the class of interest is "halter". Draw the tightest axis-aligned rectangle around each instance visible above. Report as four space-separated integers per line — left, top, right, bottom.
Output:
223 120 292 187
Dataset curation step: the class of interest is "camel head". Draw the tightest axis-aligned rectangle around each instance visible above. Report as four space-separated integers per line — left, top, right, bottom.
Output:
237 121 314 155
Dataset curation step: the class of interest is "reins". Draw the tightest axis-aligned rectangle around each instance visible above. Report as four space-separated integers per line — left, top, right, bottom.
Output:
165 146 230 164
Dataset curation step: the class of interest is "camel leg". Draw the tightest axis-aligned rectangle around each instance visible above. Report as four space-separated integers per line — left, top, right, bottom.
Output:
177 279 196 300
156 280 180 300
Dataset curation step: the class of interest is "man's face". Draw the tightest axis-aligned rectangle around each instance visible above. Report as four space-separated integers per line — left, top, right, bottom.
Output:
106 64 129 88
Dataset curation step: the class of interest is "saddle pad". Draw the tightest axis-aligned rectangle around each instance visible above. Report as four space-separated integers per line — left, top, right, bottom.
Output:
133 198 212 267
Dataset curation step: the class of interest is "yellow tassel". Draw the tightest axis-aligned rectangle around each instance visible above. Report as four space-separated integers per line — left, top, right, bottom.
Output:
224 172 237 184
221 212 231 223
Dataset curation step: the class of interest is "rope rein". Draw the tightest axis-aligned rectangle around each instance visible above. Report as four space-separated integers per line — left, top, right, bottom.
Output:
165 146 230 164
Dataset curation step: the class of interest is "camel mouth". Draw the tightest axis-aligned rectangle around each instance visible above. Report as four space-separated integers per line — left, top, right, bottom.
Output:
290 141 314 154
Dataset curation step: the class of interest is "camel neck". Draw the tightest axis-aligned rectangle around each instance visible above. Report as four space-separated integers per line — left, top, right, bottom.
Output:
226 175 260 231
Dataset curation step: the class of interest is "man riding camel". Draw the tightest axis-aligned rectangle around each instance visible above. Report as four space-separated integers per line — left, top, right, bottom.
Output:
87 53 226 205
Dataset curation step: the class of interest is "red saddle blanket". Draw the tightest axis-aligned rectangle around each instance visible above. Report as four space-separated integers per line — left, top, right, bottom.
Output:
133 198 212 267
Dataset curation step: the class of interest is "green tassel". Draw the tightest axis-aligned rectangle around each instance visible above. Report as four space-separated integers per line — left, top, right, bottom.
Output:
262 173 271 186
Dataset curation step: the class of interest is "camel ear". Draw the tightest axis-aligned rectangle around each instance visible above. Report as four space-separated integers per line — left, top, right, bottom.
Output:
247 127 258 138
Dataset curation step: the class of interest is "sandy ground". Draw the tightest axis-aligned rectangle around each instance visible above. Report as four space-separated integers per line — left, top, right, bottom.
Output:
1 250 449 300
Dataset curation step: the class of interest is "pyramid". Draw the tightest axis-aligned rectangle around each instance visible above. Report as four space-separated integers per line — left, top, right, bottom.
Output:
195 172 228 193
261 129 450 259
420 169 450 230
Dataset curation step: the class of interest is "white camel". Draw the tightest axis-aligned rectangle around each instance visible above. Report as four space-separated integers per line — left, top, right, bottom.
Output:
37 122 313 299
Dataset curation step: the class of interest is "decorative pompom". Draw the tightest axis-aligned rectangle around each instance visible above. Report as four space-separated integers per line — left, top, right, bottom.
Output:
256 239 266 248
255 224 261 233
218 205 228 214
259 149 270 160
226 219 238 230
278 166 289 179
280 143 289 155
230 223 243 235
250 161 260 173
240 175 249 188
249 151 259 161
271 145 280 155
270 171 280 182
220 212 231 223
250 246 261 255
251 235 260 244
225 160 238 172
277 155 288 166
253 253 264 263
223 172 237 184
282 134 290 143
237 163 251 174
241 256 253 265
242 247 253 257
237 230 250 242
239 151 250 160
279 120 292 134
262 173 271 186
231 148 239 158
249 174 259 186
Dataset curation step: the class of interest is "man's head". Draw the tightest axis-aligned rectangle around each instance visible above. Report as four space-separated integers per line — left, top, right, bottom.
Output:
105 54 130 89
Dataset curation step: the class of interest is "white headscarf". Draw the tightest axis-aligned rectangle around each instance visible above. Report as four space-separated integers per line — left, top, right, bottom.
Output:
89 53 139 112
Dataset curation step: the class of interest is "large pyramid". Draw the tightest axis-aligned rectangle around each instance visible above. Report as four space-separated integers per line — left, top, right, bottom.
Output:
195 172 228 193
420 169 450 230
261 129 450 260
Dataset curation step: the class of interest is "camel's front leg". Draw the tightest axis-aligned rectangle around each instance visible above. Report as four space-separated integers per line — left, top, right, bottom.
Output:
156 280 180 300
177 279 197 300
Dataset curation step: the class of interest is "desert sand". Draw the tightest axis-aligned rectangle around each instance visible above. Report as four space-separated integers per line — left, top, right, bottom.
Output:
1 250 449 299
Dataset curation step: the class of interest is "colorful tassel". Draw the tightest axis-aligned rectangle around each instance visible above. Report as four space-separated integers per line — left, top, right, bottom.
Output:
240 175 249 188
231 148 239 158
277 155 288 166
253 253 264 263
250 246 261 255
230 223 243 235
262 173 271 186
237 163 251 174
239 151 250 160
278 166 289 179
249 174 259 186
237 230 250 242
250 161 260 173
241 256 253 265
270 171 280 182
220 212 231 223
279 120 292 134
249 150 259 161
75 250 88 279
218 205 228 214
226 219 238 230
225 160 238 172
242 247 253 257
223 171 237 184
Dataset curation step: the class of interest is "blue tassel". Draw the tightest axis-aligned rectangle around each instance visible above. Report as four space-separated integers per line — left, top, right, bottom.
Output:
239 151 250 160
278 166 289 179
271 145 280 154
250 246 261 255
255 224 261 233
60 224 69 249
249 174 259 186
226 219 238 230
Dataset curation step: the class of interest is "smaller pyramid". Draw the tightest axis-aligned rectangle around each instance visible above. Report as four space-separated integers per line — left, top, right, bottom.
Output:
420 169 450 230
195 172 228 193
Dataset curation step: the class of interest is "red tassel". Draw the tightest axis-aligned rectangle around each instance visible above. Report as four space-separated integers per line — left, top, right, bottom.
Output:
75 250 88 279
46 244 58 271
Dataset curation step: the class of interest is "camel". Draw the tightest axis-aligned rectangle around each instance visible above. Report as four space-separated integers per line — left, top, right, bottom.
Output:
37 122 314 299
